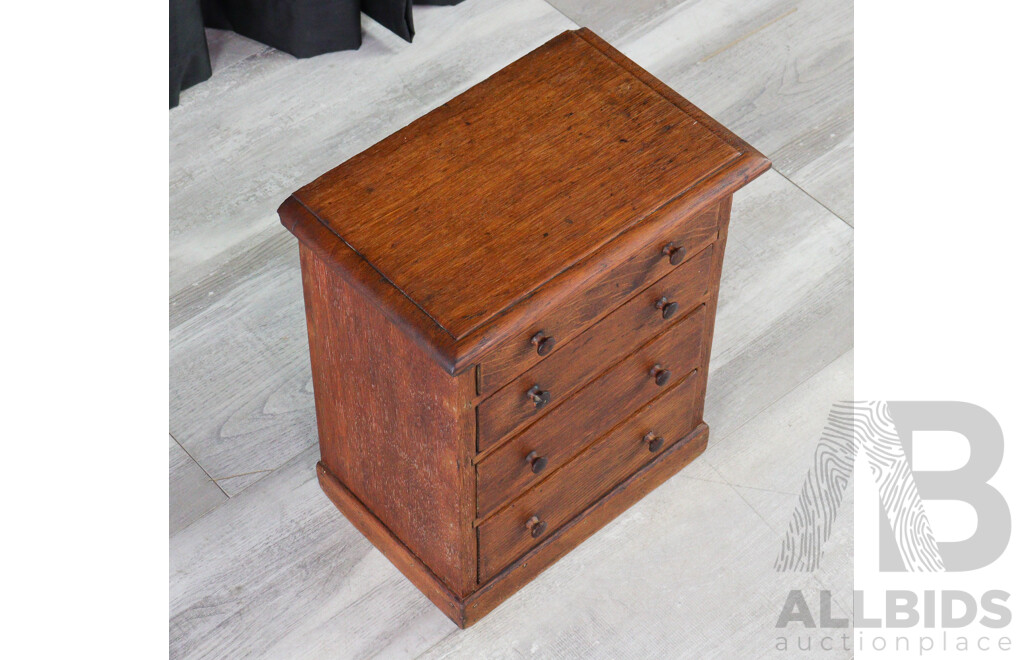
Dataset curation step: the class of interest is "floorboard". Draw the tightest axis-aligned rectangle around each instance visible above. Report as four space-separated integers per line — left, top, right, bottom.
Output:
170 434 228 535
169 0 854 655
171 0 576 296
548 0 854 223
170 0 577 497
704 169 853 444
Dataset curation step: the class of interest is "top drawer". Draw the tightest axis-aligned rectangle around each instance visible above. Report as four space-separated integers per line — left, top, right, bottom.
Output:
476 203 720 394
477 245 713 449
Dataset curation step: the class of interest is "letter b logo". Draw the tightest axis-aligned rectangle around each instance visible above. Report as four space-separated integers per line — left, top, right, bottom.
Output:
883 402 1011 571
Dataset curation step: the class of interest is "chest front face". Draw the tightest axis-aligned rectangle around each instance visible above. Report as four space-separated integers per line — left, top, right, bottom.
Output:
280 28 770 628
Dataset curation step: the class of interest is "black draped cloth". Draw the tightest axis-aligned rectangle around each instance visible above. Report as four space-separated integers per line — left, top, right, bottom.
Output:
171 0 464 108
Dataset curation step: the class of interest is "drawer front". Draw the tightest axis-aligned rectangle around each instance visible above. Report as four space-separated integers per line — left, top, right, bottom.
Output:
476 305 706 516
478 244 713 449
477 204 719 395
478 368 703 581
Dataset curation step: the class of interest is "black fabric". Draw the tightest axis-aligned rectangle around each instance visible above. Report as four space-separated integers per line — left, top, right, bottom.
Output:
170 0 466 108
202 0 363 58
170 0 212 108
362 0 414 42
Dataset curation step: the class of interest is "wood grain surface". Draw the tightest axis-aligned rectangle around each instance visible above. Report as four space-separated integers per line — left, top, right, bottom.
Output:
479 366 704 552
170 0 853 654
293 30 739 340
277 25 769 629
476 306 706 516
300 245 477 596
281 29 768 375
477 244 712 446
476 202 719 392
478 390 704 582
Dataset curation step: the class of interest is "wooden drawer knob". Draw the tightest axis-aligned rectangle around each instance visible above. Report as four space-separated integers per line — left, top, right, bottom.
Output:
661 241 686 265
649 364 671 386
526 385 551 410
655 296 678 319
526 515 548 538
643 431 665 453
530 331 556 356
525 451 548 474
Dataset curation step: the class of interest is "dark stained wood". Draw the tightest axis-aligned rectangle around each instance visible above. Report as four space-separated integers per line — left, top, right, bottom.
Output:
477 245 713 447
294 30 739 342
477 357 703 519
478 378 704 581
281 196 459 371
300 246 477 597
478 304 704 456
477 205 719 394
575 28 768 172
463 423 709 627
476 307 706 516
693 196 734 422
316 462 467 626
280 30 769 376
281 28 769 628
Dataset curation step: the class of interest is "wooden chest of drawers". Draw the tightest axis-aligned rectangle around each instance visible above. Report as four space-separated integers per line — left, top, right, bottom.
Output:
279 28 769 628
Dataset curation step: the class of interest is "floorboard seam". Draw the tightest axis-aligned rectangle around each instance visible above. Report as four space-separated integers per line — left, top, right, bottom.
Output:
171 431 230 499
538 0 582 29
698 7 799 63
774 168 854 229
711 348 851 457
702 348 852 537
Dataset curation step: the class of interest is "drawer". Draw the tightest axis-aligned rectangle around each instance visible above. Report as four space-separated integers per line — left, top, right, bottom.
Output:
476 204 719 394
476 304 706 515
478 367 703 581
478 244 714 449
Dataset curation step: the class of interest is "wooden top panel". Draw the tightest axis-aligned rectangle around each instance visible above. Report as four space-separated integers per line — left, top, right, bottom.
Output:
292 30 740 340
282 29 770 373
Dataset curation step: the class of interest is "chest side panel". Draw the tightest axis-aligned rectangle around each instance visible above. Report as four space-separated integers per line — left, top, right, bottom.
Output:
300 246 476 596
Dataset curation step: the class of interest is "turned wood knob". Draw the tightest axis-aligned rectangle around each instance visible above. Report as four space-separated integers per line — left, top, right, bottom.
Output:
655 296 678 319
643 431 665 453
526 385 551 410
649 364 671 386
662 241 686 265
526 515 547 538
530 331 556 356
525 451 548 474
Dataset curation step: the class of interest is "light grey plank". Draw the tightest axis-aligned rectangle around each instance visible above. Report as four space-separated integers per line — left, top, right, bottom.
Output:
703 169 853 445
620 0 853 222
169 234 316 496
557 0 853 222
543 0 693 42
549 0 790 54
169 0 578 496
704 351 854 613
733 484 854 619
421 472 847 658
170 0 577 296
169 445 458 659
704 350 853 496
169 444 847 659
170 435 228 535
773 109 854 224
204 28 271 75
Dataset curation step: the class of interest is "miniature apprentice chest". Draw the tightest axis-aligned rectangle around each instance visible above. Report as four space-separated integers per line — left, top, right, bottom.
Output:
279 28 770 627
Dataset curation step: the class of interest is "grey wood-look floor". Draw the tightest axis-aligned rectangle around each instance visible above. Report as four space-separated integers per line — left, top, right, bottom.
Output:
170 0 853 656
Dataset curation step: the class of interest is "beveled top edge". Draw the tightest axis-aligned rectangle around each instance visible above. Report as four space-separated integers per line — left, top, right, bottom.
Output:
280 28 771 376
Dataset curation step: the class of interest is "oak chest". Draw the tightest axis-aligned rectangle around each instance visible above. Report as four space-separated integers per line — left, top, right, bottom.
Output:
279 28 769 627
